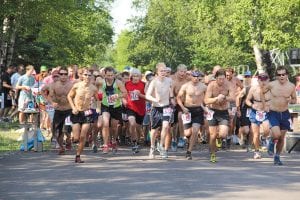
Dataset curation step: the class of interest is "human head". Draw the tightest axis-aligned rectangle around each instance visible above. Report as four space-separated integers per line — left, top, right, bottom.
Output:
215 69 226 86
130 68 141 83
225 67 234 81
276 66 289 84
145 70 154 82
156 62 167 78
257 72 269 86
82 68 92 83
25 65 34 75
121 71 130 83
59 66 69 82
176 64 187 79
191 70 204 84
104 66 116 81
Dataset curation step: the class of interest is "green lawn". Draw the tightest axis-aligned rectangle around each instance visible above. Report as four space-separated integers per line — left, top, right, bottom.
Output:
0 122 51 154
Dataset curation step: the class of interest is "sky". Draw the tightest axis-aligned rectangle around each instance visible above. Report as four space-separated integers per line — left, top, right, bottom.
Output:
110 0 135 40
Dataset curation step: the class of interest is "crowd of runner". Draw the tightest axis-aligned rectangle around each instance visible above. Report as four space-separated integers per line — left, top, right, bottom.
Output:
0 63 297 165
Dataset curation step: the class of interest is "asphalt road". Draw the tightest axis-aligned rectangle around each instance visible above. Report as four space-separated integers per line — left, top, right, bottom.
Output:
1 147 300 200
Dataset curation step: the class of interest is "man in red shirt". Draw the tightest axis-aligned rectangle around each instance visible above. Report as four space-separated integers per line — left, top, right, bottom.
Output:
125 68 146 153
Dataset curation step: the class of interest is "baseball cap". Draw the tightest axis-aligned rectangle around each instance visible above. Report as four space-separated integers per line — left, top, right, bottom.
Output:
40 65 48 72
244 71 251 76
145 70 154 77
191 70 204 77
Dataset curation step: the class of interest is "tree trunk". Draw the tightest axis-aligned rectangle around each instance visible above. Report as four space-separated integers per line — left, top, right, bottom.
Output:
6 19 17 67
253 44 265 73
0 17 9 67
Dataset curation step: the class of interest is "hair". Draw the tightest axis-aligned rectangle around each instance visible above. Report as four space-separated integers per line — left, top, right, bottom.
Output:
121 71 130 77
59 66 68 73
177 64 187 71
155 62 166 71
129 68 141 76
25 65 34 71
215 69 226 78
104 66 115 74
276 66 289 75
225 67 234 74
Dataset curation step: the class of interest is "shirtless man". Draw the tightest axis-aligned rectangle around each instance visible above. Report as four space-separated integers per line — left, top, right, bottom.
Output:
225 67 243 147
177 71 207 160
266 66 296 165
204 69 234 163
48 67 73 154
245 72 271 159
146 62 176 159
172 64 188 150
67 68 99 163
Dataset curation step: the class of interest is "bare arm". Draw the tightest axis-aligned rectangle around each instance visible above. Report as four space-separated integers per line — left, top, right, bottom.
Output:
145 80 158 103
204 83 219 105
67 84 77 113
290 85 297 104
117 80 127 98
236 88 246 109
245 87 254 108
176 84 188 113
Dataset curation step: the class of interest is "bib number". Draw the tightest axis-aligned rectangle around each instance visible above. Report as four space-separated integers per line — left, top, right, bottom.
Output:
107 95 116 105
65 116 72 125
122 113 128 121
46 104 54 112
206 109 214 120
182 112 191 124
255 111 266 122
163 107 173 117
130 91 139 101
231 107 237 116
84 109 93 116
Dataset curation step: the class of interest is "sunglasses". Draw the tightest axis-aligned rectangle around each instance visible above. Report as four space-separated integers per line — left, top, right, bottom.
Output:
59 73 68 76
276 73 286 77
83 74 92 77
258 76 268 81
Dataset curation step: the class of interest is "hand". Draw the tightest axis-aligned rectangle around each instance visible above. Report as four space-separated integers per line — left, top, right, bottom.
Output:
182 106 189 113
72 108 79 115
24 86 30 91
52 102 58 109
96 108 101 114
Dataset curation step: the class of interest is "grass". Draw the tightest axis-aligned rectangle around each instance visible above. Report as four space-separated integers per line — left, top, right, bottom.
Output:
0 121 51 154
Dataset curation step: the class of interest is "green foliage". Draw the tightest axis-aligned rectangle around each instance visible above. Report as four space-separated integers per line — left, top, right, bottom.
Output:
114 0 300 73
1 0 113 67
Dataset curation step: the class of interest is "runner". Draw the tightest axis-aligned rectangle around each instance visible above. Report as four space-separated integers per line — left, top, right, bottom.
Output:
204 69 234 163
177 71 207 160
146 62 176 159
100 66 127 154
266 66 297 165
125 68 146 153
67 68 99 163
48 67 73 154
245 72 271 159
236 71 252 149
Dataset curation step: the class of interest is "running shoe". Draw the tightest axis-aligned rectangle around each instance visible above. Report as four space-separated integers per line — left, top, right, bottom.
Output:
210 153 217 163
161 149 168 159
171 140 177 152
149 147 155 159
186 151 192 160
274 155 283 165
267 138 274 156
92 144 98 153
102 145 109 154
132 144 139 154
216 138 222 148
177 137 185 148
111 142 117 154
253 151 262 159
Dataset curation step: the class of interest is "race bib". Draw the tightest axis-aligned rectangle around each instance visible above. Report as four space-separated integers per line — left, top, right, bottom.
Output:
84 109 93 116
46 104 54 112
163 107 173 117
206 109 214 120
65 116 72 125
246 108 251 117
130 91 139 101
255 111 266 122
107 95 116 105
182 112 191 124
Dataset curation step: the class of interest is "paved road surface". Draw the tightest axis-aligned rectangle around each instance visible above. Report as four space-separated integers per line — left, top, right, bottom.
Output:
1 147 300 200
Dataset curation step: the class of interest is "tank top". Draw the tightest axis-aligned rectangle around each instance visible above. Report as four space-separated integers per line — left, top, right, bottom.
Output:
102 79 121 107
